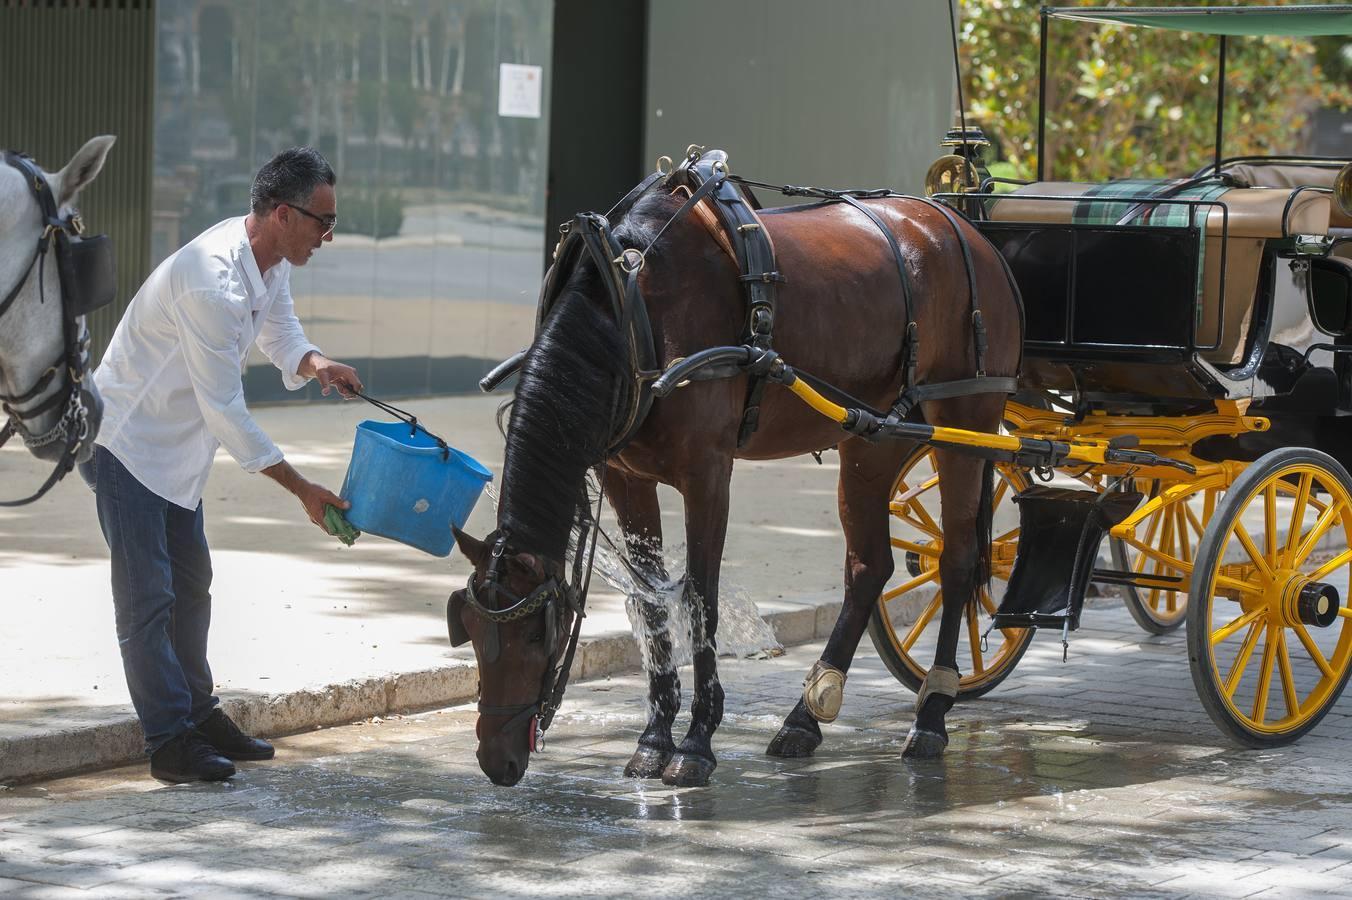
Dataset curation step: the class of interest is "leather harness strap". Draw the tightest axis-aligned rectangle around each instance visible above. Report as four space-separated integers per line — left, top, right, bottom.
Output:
672 151 785 446
839 194 921 392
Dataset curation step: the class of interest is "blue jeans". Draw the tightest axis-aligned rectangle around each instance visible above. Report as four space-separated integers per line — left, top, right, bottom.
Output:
80 446 218 753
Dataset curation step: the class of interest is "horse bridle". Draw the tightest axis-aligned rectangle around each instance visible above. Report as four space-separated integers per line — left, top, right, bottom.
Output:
0 150 116 506
449 485 605 754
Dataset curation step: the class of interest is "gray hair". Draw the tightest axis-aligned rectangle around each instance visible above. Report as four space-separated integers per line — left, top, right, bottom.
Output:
250 147 336 216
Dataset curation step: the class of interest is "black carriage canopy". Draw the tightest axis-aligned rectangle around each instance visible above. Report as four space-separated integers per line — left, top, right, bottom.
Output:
1043 5 1352 37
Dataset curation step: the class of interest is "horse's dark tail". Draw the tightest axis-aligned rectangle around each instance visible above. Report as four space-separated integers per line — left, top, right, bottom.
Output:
976 460 995 591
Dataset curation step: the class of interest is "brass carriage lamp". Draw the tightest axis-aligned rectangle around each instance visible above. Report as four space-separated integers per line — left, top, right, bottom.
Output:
1335 162 1352 218
924 126 993 198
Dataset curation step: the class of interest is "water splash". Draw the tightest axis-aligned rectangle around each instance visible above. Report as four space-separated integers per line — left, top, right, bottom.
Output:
589 535 782 670
489 476 781 670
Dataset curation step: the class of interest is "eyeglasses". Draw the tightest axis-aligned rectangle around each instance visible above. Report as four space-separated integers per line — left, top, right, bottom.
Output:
286 203 337 237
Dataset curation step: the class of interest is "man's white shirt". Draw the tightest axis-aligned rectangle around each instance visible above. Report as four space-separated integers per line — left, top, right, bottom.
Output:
93 217 319 509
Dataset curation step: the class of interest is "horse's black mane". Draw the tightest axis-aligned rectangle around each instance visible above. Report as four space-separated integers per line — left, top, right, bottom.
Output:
496 190 685 561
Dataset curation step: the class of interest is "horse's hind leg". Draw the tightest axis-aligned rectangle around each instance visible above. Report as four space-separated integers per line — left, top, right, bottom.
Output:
768 437 911 758
661 457 734 787
604 467 681 779
903 394 1005 759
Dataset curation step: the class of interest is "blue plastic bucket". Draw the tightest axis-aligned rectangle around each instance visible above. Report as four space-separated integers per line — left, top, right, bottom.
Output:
339 420 493 557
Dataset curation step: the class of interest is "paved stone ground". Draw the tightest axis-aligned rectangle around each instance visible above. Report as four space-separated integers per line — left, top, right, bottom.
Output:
3 604 1352 899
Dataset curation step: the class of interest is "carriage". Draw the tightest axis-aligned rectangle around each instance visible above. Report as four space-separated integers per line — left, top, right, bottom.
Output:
865 3 1352 747
458 4 1352 787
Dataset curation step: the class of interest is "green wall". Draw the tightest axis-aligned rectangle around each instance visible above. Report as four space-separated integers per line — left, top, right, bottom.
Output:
645 0 956 196
0 0 156 363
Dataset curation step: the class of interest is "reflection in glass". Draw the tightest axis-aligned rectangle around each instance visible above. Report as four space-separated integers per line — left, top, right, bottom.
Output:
152 0 552 401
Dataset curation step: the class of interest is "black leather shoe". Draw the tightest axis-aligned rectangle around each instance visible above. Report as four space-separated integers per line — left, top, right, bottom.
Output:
196 709 275 761
149 731 236 783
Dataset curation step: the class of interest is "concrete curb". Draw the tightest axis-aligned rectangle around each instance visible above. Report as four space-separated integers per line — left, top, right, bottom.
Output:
0 598 844 786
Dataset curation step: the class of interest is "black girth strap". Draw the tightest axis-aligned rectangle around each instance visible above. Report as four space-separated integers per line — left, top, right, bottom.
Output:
833 191 1000 420
839 195 920 391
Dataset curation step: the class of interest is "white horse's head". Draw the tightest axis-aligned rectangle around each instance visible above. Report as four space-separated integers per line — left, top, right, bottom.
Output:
0 135 115 465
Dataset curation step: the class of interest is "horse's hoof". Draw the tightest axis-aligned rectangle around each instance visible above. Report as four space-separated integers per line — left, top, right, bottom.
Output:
901 727 948 759
660 753 716 787
766 724 822 758
623 745 673 779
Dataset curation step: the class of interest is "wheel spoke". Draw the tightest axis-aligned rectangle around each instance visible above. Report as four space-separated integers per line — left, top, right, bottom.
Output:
1225 621 1263 697
1292 621 1336 679
978 587 998 616
1310 548 1352 583
1214 573 1264 597
1175 504 1192 565
1290 500 1347 569
1233 522 1276 583
992 477 1011 509
881 569 938 603
1252 623 1279 725
893 473 940 505
1285 472 1314 558
1212 607 1265 646
1277 633 1299 719
890 537 940 557
1264 482 1278 563
909 494 943 537
1133 512 1165 574
901 590 943 652
993 526 1020 544
1184 499 1206 540
892 511 943 540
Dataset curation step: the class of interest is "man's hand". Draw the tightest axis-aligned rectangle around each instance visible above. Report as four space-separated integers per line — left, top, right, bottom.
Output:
296 480 349 532
261 459 348 534
299 350 364 398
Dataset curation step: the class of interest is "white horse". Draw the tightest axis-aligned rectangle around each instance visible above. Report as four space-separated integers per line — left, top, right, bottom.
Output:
0 136 115 473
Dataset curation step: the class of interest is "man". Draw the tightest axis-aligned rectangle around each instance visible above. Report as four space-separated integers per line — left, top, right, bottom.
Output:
81 147 362 783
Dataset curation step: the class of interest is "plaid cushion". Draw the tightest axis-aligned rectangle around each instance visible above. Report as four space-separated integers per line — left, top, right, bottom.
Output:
1071 178 1229 229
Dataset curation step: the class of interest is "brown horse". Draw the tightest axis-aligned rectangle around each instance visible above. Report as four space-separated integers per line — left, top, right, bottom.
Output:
449 174 1022 787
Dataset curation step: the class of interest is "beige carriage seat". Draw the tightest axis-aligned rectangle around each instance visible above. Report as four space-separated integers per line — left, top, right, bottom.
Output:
988 182 1332 365
1222 164 1352 231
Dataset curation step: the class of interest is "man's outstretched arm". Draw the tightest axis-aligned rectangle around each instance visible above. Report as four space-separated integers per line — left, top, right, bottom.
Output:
261 458 349 533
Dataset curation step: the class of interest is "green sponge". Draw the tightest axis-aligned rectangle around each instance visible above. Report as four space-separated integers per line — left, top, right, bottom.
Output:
324 504 361 546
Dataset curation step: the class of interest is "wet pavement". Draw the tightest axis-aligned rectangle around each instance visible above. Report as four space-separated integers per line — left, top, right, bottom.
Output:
4 604 1352 898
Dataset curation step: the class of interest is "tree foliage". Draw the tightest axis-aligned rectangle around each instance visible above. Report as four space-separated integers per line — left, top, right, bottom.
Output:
961 0 1352 182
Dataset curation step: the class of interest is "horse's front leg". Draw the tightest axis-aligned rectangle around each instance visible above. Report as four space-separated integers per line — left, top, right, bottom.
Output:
768 438 910 757
604 466 680 779
662 459 733 787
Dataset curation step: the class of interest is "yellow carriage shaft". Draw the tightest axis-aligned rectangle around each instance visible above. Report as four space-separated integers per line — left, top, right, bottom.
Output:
784 376 1216 479
782 369 1277 577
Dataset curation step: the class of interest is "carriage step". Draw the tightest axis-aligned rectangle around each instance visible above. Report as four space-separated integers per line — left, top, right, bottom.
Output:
992 486 1142 632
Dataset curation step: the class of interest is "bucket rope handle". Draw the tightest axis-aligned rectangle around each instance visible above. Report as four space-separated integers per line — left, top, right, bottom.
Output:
351 390 451 461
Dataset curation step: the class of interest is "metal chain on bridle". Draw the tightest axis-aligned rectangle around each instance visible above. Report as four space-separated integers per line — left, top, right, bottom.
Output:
0 151 116 506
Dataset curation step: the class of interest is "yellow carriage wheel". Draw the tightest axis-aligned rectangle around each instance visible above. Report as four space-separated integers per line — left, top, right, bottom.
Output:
1188 448 1352 746
867 445 1034 699
1111 480 1218 635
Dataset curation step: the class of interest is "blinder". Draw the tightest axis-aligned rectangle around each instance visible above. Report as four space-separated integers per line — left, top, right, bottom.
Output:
55 229 117 317
447 591 470 647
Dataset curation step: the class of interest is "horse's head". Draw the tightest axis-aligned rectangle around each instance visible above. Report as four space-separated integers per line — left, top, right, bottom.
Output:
449 526 574 787
0 135 115 464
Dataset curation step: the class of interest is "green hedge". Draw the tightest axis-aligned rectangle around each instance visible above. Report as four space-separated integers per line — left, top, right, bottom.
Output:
336 189 405 240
